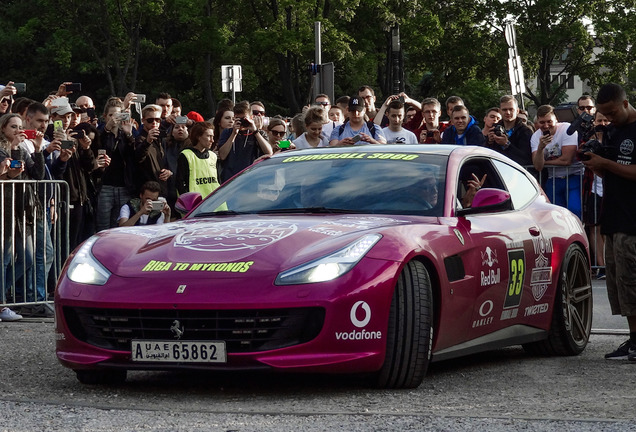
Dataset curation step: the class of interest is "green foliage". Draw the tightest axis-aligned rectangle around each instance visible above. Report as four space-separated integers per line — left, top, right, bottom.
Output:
0 0 633 120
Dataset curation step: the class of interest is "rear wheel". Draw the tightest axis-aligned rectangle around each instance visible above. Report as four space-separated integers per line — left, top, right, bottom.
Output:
376 260 433 389
523 243 592 356
75 369 127 385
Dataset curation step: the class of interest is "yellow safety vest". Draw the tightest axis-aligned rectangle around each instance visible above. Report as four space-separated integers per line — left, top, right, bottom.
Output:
181 148 220 198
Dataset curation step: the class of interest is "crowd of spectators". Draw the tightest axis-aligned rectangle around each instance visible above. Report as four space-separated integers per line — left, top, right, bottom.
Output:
0 80 604 320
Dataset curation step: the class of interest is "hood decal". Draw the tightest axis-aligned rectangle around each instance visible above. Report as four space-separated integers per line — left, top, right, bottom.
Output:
174 220 298 252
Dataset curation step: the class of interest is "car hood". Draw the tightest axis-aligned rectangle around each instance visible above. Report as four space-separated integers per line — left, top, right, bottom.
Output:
91 215 420 278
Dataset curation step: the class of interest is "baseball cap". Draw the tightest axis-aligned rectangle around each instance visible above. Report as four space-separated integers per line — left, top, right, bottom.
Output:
50 98 73 116
348 96 365 112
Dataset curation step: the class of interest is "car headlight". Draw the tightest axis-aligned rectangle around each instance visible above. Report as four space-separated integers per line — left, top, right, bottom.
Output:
275 234 382 285
66 236 111 285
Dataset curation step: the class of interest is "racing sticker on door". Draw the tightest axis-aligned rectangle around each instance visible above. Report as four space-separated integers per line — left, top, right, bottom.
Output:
502 249 526 320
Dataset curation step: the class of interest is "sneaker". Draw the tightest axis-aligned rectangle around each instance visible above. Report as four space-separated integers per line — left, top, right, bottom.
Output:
629 351 636 362
0 307 23 322
605 339 636 360
596 269 606 280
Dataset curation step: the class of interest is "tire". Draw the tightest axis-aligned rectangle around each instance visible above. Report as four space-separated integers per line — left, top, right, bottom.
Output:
75 369 127 385
376 260 433 389
523 244 592 356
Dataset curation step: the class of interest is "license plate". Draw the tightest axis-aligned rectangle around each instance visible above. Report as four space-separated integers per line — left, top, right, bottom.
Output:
131 340 227 363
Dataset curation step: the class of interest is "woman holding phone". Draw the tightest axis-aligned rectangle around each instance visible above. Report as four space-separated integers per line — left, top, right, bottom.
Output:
292 107 329 149
0 113 45 320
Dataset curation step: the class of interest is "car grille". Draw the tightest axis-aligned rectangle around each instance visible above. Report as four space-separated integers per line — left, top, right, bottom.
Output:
63 307 325 353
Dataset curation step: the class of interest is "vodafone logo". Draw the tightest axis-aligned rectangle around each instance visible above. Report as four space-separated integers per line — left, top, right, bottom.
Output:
350 301 371 328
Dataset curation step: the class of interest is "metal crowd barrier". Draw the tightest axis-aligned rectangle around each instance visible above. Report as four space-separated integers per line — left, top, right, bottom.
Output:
1 180 70 310
523 163 603 270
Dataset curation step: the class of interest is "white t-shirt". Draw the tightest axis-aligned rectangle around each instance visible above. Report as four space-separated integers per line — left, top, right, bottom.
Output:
382 127 418 144
293 132 330 149
530 123 583 177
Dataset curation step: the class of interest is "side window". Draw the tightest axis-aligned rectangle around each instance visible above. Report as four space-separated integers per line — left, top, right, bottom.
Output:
456 158 506 209
492 159 538 209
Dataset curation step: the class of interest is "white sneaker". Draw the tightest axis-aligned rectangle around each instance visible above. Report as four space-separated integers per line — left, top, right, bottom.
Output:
0 307 23 322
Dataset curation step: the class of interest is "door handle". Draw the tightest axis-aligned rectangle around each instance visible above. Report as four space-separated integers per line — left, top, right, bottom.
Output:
529 227 541 236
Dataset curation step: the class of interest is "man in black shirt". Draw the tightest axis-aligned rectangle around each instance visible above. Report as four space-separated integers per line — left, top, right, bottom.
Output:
583 83 636 361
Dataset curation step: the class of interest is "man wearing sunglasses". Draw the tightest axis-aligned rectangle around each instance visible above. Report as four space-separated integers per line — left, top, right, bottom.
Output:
136 104 172 198
577 95 596 117
249 101 268 132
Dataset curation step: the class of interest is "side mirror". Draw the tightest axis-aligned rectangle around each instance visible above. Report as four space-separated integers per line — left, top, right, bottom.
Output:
456 188 513 216
175 192 203 216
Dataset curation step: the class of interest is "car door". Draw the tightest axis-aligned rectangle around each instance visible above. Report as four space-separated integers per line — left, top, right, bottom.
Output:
453 158 539 341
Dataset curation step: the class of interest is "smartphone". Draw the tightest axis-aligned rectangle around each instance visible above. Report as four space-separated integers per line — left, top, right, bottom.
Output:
175 116 188 125
60 140 75 150
115 112 130 122
542 130 551 136
351 134 362 143
98 149 107 156
426 131 434 138
53 120 64 132
65 83 81 92
24 129 37 139
151 200 164 211
278 140 291 149
398 96 405 104
86 107 96 120
71 129 86 139
132 94 146 103
10 160 23 169
13 82 26 93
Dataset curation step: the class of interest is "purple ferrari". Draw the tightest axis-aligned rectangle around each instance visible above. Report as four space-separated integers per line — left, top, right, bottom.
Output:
55 145 592 388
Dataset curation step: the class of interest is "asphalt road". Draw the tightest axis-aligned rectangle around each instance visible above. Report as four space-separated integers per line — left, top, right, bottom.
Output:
0 281 633 431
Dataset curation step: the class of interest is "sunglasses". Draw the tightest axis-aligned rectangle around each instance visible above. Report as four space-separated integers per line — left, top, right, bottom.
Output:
145 118 161 124
315 102 329 106
578 106 594 111
0 99 10 104
270 130 286 137
252 110 265 116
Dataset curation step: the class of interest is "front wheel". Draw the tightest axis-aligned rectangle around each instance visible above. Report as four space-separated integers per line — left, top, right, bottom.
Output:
523 243 592 356
376 260 433 389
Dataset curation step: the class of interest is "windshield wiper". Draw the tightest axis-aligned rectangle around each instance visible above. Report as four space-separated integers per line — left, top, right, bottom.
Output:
256 207 359 214
193 210 247 217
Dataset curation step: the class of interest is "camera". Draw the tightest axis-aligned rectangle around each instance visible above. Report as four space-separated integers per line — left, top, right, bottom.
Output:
240 118 251 128
577 125 611 161
492 125 505 137
278 140 291 150
10 160 23 169
24 129 37 139
567 111 595 141
13 83 26 93
151 200 164 211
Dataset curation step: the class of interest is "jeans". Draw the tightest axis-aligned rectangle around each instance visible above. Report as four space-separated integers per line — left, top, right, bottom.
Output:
3 225 35 303
545 175 582 219
33 208 54 301
96 185 132 231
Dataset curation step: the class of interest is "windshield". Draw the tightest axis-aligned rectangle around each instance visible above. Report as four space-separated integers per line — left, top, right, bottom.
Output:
191 151 447 217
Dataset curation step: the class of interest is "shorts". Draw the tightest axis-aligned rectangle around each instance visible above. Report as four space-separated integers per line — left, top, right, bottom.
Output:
583 193 602 226
605 232 636 316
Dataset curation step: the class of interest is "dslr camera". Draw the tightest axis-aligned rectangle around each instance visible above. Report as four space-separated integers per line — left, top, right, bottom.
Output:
492 125 505 137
